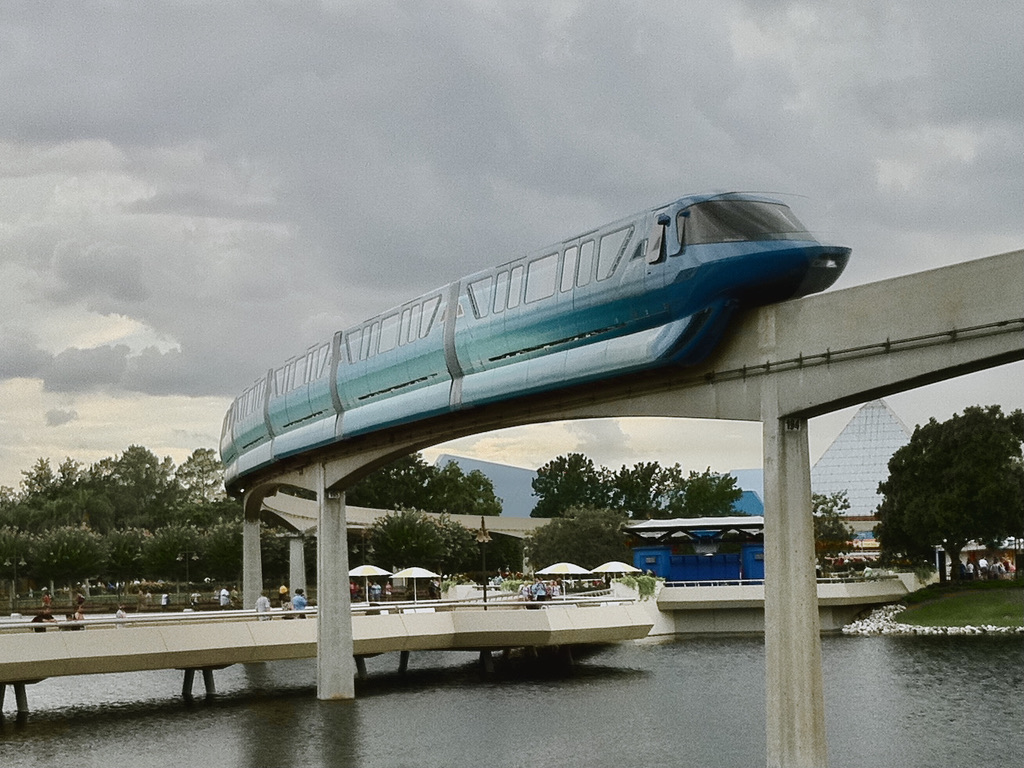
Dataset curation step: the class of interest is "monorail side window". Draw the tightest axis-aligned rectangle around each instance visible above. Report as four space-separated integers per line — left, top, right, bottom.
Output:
561 245 578 292
678 201 811 247
379 313 400 353
421 295 441 338
468 277 493 319
493 271 509 313
360 323 374 360
507 265 525 308
399 308 412 346
408 304 422 344
597 226 633 280
346 329 362 363
525 253 558 303
577 240 595 287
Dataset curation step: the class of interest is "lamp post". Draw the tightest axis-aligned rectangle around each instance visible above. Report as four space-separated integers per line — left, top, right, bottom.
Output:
5 555 26 613
176 551 199 608
476 517 492 606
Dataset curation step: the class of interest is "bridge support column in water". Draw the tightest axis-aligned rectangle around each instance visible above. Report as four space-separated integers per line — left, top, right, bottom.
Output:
762 396 828 768
317 465 355 700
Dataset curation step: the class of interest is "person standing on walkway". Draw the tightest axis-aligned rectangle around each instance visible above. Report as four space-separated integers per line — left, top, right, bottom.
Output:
291 588 308 616
255 592 271 619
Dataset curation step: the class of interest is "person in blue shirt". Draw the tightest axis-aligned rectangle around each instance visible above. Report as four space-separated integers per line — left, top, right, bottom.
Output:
291 588 308 616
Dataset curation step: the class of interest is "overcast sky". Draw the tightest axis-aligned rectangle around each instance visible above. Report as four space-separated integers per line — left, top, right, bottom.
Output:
1 1 1021 491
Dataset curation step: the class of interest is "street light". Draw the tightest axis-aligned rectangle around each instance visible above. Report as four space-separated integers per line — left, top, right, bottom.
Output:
476 517 492 606
176 551 199 608
5 555 27 612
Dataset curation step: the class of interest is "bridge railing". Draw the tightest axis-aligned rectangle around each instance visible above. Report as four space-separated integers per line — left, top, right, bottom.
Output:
0 592 634 634
662 574 900 588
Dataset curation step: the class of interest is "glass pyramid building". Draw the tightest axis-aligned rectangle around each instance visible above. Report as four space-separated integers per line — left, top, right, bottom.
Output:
811 399 912 518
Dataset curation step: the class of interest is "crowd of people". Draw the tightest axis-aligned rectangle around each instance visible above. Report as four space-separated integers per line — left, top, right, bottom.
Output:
962 555 1016 580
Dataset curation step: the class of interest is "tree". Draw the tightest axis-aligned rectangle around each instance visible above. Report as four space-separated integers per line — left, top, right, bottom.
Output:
346 454 433 509
29 525 106 595
531 453 610 517
813 491 855 569
423 462 502 516
876 405 1024 581
104 528 146 591
432 513 478 574
201 520 243 583
675 468 743 518
175 448 226 504
142 524 201 581
525 507 631 569
90 445 180 529
367 509 445 572
609 461 685 519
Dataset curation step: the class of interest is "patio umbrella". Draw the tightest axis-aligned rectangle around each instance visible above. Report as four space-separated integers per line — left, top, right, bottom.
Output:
590 561 641 574
391 566 441 602
536 562 591 598
349 565 391 601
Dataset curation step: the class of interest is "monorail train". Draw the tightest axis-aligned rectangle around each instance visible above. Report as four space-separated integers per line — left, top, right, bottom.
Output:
220 192 851 489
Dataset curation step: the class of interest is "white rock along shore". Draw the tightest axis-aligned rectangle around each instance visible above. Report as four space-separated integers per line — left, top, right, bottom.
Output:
842 603 1024 636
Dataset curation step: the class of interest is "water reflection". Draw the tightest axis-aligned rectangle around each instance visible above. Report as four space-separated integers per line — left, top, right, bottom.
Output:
1 637 1021 768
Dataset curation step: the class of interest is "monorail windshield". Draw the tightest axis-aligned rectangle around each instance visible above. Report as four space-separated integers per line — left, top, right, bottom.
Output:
679 200 811 247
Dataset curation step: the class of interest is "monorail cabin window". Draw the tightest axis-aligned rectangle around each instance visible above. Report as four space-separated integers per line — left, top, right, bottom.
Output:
679 201 810 247
577 240 595 287
561 246 578 292
468 276 493 319
378 313 400 353
597 226 633 280
507 265 524 309
493 271 509 314
525 253 558 303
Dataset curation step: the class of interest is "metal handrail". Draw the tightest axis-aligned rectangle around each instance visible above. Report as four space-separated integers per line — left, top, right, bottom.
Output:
0 593 636 634
662 574 899 588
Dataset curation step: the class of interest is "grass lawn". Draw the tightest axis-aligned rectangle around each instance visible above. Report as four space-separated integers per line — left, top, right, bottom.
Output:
900 583 1024 627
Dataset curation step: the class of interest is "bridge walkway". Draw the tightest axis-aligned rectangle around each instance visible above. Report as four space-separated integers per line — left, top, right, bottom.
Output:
0 597 652 716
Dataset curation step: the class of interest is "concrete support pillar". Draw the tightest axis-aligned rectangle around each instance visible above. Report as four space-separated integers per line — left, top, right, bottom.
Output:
289 535 307 596
202 668 216 695
242 498 264 612
182 669 195 698
316 465 355 700
15 683 28 714
479 650 494 674
762 406 828 768
355 657 367 680
398 650 410 674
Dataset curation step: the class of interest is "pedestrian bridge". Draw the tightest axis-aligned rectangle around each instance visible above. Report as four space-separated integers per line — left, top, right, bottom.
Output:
0 597 652 715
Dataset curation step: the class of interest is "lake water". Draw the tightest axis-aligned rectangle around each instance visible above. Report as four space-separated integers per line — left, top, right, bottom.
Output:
1 634 1021 767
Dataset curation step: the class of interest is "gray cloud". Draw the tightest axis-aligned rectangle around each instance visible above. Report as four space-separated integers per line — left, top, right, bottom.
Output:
45 408 77 427
0 330 53 379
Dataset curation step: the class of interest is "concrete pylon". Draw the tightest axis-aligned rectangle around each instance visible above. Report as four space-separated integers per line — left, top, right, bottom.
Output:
242 509 263 611
288 535 306 596
316 464 355 700
762 399 828 767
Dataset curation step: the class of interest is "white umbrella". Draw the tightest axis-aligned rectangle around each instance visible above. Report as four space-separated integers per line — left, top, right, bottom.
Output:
391 566 441 602
590 561 641 574
349 565 391 601
536 562 591 576
536 562 591 598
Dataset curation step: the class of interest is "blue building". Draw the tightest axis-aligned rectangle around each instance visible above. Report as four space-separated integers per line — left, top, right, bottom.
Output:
626 516 765 582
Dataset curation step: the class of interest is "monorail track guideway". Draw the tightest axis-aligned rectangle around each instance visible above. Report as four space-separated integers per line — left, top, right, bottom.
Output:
239 250 1023 768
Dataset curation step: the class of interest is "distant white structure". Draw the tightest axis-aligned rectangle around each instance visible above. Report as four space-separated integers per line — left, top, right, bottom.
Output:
811 399 912 517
